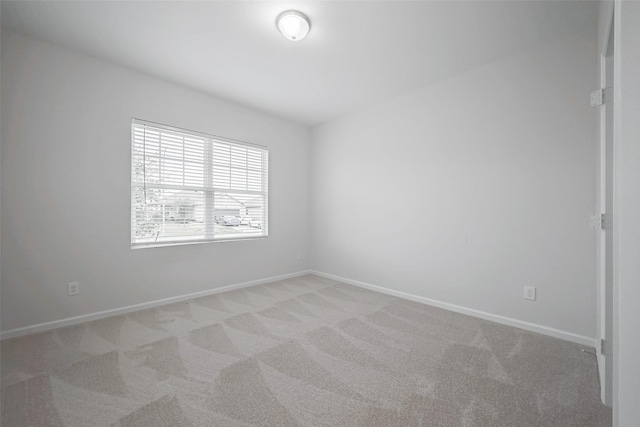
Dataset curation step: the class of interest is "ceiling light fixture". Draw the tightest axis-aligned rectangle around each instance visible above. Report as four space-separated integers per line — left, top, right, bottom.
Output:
277 10 310 41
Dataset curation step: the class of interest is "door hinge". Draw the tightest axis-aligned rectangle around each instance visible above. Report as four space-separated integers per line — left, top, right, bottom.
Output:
590 87 613 107
590 213 612 230
590 214 604 229
600 338 607 355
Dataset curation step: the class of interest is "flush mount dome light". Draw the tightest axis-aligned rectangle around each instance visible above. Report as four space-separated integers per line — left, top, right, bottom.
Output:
277 10 310 41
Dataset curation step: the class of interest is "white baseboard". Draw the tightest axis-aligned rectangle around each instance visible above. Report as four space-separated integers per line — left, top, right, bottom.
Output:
310 270 598 348
2 269 597 349
0 270 313 340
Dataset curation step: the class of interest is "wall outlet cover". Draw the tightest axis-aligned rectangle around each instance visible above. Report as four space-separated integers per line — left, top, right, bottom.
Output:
68 282 80 296
524 286 536 301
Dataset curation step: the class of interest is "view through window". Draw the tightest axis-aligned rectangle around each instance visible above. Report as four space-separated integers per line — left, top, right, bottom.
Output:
131 119 268 247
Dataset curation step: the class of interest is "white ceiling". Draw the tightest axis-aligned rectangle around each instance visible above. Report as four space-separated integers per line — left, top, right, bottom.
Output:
1 1 597 127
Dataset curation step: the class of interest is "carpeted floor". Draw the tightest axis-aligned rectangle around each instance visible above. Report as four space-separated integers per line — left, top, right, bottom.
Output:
1 274 611 426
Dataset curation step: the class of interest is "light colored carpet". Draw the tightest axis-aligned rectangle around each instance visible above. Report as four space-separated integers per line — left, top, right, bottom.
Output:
1 274 611 426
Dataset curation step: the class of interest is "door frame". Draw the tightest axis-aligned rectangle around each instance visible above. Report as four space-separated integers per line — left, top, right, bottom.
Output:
596 0 614 406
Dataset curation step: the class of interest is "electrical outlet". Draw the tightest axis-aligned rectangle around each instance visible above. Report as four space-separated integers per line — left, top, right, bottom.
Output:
68 282 80 296
524 286 536 301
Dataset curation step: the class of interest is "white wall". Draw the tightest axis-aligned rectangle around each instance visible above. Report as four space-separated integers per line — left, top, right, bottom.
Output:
0 31 310 332
311 31 598 339
614 1 640 424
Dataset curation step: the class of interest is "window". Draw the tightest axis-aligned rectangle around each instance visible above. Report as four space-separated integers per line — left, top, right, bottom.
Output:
131 119 268 247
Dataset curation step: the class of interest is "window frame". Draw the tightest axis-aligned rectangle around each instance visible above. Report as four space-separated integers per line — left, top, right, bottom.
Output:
131 118 269 248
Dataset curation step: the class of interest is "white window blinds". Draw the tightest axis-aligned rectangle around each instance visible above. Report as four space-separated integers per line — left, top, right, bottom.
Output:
131 119 268 247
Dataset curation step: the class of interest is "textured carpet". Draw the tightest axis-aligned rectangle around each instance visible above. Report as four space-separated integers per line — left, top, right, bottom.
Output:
1 274 611 426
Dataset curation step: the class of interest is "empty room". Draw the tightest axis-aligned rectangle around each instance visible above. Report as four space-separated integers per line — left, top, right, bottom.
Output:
1 1 639 426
